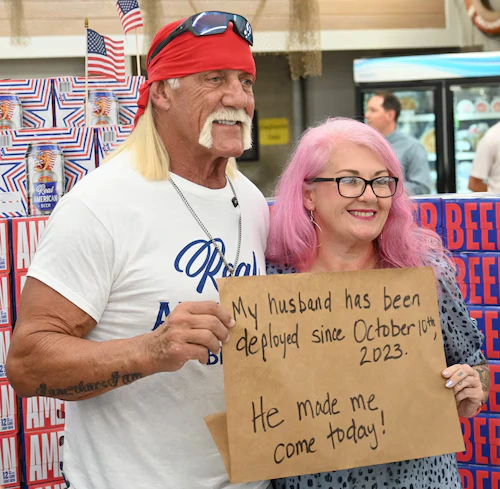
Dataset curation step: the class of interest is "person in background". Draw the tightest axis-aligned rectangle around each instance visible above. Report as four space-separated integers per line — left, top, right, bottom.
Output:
6 12 270 489
365 92 432 195
266 117 489 489
468 120 500 193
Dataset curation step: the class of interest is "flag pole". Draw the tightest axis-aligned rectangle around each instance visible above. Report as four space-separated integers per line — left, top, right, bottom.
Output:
134 28 141 76
85 17 89 126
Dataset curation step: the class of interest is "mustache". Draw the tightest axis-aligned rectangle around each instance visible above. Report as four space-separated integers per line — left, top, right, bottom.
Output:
205 108 252 125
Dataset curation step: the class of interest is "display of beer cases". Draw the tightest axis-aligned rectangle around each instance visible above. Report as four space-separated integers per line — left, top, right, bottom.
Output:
0 79 54 128
0 382 17 434
441 197 500 252
21 397 65 433
459 463 500 489
468 307 500 361
458 414 500 466
27 480 68 489
0 433 19 486
95 124 133 163
11 217 49 273
0 327 11 380
0 128 96 216
53 76 143 127
22 428 64 485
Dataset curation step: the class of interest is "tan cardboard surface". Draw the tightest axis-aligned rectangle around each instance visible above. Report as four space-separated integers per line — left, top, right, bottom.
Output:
207 267 465 483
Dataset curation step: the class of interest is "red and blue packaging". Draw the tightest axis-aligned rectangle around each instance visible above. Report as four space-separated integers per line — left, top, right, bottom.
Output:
0 79 54 128
53 76 143 127
0 128 96 216
21 428 64 486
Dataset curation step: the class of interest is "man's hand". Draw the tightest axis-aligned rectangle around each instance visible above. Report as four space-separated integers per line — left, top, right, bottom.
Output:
148 301 235 372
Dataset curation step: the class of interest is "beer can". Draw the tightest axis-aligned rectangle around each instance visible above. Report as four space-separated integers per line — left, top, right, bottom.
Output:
0 93 22 130
88 90 119 126
26 142 65 216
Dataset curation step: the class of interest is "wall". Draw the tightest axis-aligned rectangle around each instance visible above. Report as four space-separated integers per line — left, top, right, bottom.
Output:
238 54 294 197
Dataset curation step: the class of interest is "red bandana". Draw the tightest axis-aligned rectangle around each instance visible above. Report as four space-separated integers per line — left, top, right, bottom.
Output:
134 19 256 126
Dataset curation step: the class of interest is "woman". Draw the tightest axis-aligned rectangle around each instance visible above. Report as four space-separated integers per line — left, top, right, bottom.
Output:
266 118 490 489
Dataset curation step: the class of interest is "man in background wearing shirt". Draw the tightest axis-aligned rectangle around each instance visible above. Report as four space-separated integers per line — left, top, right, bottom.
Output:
365 92 432 195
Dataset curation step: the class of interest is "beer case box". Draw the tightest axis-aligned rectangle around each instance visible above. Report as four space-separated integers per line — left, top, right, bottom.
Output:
0 128 97 217
0 219 10 273
0 433 20 487
14 272 27 315
459 463 500 489
441 197 500 252
11 217 49 274
412 196 443 234
53 76 144 127
457 413 500 466
0 274 12 327
26 479 68 489
0 327 12 380
95 124 133 163
468 307 500 361
0 79 54 128
0 382 17 434
22 428 64 485
464 253 500 306
21 397 65 433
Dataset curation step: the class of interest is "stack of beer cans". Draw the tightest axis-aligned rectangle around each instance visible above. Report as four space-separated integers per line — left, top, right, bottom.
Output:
414 194 500 488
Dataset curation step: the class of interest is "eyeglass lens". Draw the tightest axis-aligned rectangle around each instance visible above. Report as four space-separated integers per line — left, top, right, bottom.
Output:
339 177 396 198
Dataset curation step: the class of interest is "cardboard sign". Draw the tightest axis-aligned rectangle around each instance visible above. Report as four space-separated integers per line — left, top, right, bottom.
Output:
207 267 466 483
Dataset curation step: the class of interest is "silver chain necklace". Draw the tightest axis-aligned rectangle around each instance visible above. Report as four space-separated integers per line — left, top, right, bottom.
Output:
169 176 242 276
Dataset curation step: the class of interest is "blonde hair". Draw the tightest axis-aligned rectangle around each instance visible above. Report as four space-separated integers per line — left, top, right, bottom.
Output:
104 79 237 180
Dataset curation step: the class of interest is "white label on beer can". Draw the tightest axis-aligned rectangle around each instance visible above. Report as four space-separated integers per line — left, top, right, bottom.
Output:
0 135 12 148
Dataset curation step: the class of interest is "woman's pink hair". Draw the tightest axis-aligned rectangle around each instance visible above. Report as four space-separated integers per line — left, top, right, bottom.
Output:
266 117 450 271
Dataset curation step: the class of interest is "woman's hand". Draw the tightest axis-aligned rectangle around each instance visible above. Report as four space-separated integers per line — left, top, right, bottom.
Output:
442 364 484 418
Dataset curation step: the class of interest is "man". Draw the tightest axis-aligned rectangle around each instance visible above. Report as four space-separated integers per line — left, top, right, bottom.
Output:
365 92 432 195
7 12 270 489
468 121 500 193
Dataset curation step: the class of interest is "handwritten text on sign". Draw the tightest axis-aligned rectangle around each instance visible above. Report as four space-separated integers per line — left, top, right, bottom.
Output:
208 267 465 483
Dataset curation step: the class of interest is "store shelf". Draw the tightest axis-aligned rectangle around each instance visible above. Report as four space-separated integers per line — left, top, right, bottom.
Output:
399 113 435 123
456 152 476 160
455 112 500 121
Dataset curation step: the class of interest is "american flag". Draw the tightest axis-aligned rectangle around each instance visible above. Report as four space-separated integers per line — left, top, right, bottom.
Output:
116 0 144 34
87 29 125 81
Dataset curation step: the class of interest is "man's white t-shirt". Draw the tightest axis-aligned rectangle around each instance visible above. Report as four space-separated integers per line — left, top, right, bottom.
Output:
27 151 270 489
470 121 500 193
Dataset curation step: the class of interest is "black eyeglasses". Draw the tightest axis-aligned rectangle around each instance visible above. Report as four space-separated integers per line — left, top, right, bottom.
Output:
149 11 253 63
309 176 399 198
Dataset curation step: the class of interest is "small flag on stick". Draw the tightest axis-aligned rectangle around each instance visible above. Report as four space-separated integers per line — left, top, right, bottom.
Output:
116 0 144 35
87 29 126 81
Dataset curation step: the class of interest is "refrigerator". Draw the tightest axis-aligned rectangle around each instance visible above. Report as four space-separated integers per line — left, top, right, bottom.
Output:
354 52 500 194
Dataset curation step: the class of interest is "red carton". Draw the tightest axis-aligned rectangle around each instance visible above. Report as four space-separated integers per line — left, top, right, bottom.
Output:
458 414 500 466
28 480 68 489
0 219 9 273
23 428 64 485
0 382 17 434
0 433 19 486
0 327 12 380
14 271 27 313
469 307 500 360
22 397 65 433
11 217 49 273
0 274 11 327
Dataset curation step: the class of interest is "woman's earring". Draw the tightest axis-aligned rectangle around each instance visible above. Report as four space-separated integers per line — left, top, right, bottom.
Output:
309 210 323 233
379 232 383 240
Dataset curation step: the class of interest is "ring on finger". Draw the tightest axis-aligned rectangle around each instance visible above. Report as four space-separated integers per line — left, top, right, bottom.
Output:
458 380 463 386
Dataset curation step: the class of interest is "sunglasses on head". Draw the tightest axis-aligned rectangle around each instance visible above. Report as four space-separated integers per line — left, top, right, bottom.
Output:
149 11 253 63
